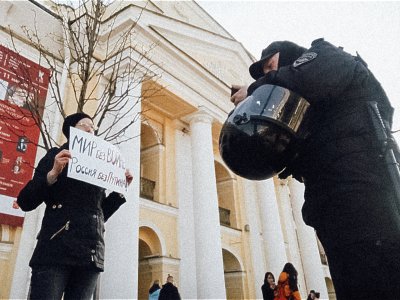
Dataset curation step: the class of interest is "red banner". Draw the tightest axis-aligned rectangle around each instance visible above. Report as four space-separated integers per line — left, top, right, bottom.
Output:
0 45 50 226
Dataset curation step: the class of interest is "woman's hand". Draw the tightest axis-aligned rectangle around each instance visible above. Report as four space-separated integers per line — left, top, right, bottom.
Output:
125 169 133 186
47 150 71 185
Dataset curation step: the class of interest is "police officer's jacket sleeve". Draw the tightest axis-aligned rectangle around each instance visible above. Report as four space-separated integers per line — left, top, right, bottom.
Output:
265 39 359 104
17 148 58 211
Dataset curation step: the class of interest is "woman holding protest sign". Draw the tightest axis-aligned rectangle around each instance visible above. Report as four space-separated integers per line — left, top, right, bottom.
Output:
17 112 133 300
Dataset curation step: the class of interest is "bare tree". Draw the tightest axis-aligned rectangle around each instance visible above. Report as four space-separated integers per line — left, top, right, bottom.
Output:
4 0 163 151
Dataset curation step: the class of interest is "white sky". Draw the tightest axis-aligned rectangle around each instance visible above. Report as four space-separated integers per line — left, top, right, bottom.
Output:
198 1 400 136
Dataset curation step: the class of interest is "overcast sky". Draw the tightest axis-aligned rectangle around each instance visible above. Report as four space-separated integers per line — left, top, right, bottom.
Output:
197 1 400 135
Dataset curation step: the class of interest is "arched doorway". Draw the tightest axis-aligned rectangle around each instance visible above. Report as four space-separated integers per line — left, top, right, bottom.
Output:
138 226 162 300
223 248 244 299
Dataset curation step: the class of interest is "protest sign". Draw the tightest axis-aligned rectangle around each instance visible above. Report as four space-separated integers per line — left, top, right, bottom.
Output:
68 127 128 194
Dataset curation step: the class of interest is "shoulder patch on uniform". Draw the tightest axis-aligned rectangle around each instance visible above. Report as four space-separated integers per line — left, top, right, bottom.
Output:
292 52 318 68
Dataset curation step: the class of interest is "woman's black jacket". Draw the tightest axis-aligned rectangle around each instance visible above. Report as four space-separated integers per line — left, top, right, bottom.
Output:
261 283 275 300
17 143 126 271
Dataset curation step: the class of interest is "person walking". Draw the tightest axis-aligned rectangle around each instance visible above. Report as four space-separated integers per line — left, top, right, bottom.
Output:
17 112 133 300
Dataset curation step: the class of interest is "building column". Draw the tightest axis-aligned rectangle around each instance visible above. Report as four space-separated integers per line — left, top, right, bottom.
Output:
174 120 197 299
256 179 287 278
288 178 328 299
100 78 141 299
242 180 266 300
276 179 307 297
188 108 226 299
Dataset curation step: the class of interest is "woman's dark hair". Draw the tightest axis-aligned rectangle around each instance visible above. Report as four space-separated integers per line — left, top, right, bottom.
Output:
264 272 275 284
148 281 160 294
282 262 298 291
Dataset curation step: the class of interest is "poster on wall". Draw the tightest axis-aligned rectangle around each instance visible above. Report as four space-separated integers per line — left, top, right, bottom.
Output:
0 44 50 226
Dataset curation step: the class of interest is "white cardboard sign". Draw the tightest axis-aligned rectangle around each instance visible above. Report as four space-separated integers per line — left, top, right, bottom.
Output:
68 127 127 194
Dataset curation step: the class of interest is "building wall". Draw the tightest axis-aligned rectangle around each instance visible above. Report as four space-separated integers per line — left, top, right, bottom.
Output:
0 226 21 299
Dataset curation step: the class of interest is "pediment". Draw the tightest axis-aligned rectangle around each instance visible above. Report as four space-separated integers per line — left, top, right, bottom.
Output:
150 25 253 87
151 1 230 37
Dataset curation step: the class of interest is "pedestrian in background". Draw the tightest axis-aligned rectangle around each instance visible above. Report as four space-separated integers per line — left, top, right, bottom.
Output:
149 279 161 300
274 263 301 300
159 274 181 300
261 271 277 300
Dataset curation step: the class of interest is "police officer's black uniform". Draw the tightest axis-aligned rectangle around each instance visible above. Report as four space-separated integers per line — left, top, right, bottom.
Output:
248 38 400 299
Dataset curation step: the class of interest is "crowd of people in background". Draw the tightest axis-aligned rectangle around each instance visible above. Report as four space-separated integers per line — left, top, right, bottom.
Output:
262 262 319 300
151 265 319 300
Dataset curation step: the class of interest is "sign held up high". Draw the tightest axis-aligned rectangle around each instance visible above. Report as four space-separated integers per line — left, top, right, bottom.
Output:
68 127 128 194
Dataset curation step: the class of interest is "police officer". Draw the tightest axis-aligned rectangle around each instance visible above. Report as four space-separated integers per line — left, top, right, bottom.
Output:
232 39 400 299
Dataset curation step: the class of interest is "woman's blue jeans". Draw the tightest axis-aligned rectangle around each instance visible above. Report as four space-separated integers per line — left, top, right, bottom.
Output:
29 265 100 300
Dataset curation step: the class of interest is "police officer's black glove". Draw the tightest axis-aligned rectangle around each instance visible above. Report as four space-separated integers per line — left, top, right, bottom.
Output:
278 159 304 183
278 140 306 183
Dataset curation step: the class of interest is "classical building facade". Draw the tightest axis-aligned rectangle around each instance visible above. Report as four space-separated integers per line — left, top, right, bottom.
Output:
0 1 335 299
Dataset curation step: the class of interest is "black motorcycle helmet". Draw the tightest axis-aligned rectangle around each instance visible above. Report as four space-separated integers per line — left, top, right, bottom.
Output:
219 84 311 180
